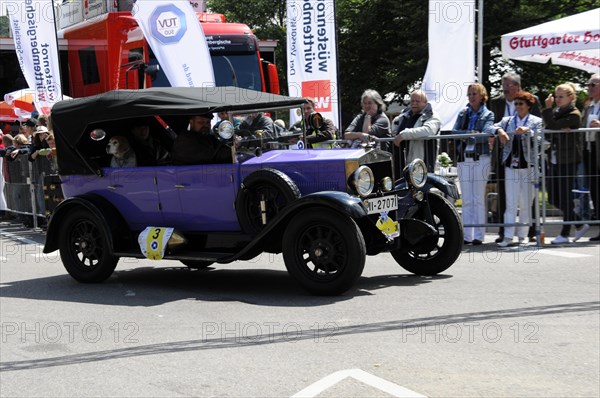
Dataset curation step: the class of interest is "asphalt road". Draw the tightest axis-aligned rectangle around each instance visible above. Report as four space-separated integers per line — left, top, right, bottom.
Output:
1 220 599 397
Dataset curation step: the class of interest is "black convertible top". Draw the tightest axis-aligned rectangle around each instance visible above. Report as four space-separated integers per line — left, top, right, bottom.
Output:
51 87 307 175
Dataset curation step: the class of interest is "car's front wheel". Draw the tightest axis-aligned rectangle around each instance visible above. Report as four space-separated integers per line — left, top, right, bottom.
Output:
59 209 118 282
391 193 462 275
282 208 366 295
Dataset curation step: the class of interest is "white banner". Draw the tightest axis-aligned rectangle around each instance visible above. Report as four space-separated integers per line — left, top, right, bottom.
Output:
133 0 215 88
286 0 339 129
422 0 475 131
501 8 600 74
7 0 63 116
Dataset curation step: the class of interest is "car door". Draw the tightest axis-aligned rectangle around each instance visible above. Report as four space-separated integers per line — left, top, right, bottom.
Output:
156 164 240 231
101 167 163 229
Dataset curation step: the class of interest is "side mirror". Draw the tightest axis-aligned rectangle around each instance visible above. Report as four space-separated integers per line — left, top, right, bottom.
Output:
90 129 106 141
142 64 160 81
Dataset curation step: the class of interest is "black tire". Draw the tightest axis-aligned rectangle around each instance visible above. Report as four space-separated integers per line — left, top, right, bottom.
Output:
282 208 366 295
391 193 462 275
58 209 118 282
180 260 213 269
236 169 301 234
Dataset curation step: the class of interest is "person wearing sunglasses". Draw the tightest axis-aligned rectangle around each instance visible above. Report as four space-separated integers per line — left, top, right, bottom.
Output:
542 83 585 244
494 91 543 247
582 74 600 241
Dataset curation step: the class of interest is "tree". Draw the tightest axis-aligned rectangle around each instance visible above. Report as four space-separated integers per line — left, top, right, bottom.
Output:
0 16 10 37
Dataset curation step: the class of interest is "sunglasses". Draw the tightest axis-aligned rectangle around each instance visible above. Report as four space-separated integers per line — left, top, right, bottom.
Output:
588 82 599 88
514 101 527 106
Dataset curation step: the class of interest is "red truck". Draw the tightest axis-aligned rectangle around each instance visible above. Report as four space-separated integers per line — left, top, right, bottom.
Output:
0 10 279 98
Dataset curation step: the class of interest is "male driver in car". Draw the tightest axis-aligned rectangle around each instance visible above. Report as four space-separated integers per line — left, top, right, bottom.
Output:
171 113 232 165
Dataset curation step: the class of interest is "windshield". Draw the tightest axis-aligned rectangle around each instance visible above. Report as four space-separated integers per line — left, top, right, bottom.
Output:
149 54 262 92
211 54 262 91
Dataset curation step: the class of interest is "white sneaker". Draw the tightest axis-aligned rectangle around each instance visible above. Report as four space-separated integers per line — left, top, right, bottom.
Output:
518 237 529 245
574 224 590 242
551 235 570 244
497 237 512 247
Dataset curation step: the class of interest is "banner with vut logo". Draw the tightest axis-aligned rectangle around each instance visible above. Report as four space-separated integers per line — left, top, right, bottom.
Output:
6 0 63 115
133 0 215 88
286 0 339 129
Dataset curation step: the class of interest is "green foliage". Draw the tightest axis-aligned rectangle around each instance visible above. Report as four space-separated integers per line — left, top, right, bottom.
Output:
0 16 10 37
206 0 597 129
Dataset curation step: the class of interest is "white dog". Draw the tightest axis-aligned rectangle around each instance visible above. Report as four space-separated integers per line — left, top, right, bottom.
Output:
107 136 137 168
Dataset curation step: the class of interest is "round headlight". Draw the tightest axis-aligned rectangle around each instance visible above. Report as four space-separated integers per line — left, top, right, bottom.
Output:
217 120 234 140
406 159 427 189
353 166 375 197
381 176 393 192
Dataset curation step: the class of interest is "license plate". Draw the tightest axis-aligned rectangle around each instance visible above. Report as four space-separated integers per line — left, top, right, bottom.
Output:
364 195 398 214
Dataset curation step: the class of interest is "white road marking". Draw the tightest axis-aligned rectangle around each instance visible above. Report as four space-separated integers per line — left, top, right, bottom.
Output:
0 229 40 246
498 245 593 258
291 368 426 398
538 249 592 258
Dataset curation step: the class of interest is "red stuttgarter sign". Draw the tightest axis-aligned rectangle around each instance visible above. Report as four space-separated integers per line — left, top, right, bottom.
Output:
509 31 600 50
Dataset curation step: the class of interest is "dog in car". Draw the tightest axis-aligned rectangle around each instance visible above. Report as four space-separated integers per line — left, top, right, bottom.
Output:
107 135 137 168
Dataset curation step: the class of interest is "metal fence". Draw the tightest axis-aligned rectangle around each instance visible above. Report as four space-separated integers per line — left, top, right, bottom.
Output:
1 127 598 239
2 154 58 228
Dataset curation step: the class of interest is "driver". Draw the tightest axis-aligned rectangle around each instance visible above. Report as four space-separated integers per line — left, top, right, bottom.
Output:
171 113 232 165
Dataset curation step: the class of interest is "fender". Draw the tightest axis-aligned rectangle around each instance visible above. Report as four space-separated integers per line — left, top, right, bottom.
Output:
396 174 460 200
43 194 130 254
222 191 368 262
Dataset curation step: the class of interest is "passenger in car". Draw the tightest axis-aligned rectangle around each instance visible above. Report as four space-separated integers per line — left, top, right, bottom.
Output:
237 112 276 139
131 125 171 166
171 113 232 165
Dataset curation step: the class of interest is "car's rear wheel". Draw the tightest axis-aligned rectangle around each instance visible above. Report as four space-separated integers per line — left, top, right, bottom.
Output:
282 208 366 295
391 193 462 275
236 169 301 233
59 209 118 282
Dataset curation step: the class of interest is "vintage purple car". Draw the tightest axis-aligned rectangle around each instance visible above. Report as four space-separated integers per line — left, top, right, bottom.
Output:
44 87 462 295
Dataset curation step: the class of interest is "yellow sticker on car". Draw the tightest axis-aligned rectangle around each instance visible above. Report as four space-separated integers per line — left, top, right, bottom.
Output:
376 213 399 238
138 227 174 260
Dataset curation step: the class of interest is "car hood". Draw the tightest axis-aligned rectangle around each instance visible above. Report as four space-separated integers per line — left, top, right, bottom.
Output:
241 148 371 165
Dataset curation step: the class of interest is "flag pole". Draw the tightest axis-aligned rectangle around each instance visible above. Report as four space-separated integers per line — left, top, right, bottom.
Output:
477 0 483 82
332 0 342 132
50 0 65 101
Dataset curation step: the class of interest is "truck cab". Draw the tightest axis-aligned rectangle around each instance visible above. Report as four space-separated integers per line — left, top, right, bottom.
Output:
58 11 279 97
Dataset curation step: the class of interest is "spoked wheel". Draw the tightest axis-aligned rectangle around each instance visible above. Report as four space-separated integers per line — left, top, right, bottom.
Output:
236 169 300 233
282 208 366 295
59 209 118 282
180 260 213 269
391 193 462 275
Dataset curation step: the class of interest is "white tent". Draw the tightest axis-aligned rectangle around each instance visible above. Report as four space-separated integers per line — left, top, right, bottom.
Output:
501 8 600 73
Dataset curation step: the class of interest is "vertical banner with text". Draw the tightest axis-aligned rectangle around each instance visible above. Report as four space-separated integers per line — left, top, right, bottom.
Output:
7 0 63 115
286 0 339 129
133 0 215 88
422 0 475 130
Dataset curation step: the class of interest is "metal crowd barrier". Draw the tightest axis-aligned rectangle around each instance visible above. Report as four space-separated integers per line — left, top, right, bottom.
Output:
391 127 600 240
2 154 58 229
